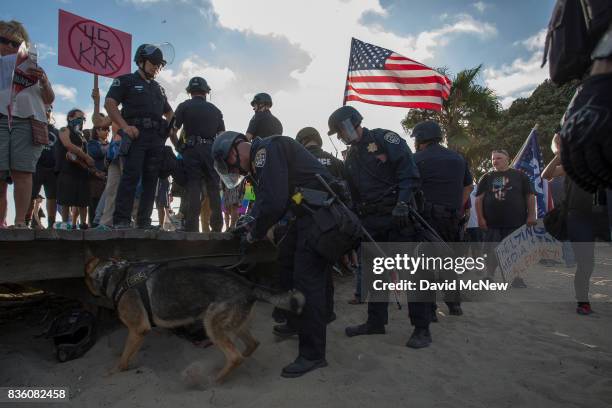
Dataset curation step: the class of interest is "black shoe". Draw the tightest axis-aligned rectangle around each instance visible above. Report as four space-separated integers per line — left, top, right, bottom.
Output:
272 307 287 324
113 223 132 230
431 309 439 322
281 356 328 378
406 327 432 349
345 323 385 337
327 312 337 324
447 303 463 316
511 277 527 288
273 324 297 338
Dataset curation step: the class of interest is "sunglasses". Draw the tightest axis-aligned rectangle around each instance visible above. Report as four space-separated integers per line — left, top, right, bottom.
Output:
0 36 21 48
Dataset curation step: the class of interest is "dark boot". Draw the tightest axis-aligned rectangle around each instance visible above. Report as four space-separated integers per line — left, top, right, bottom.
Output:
281 356 328 378
327 312 337 324
272 307 287 324
447 302 463 316
345 323 385 337
273 324 298 338
406 327 432 349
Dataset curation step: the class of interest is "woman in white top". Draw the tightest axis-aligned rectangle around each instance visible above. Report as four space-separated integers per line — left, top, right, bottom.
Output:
0 20 54 228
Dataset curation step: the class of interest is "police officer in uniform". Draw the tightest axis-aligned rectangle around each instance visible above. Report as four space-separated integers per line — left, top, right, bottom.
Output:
172 77 225 232
212 131 333 377
105 44 173 229
328 105 433 348
245 93 283 140
295 127 344 178
411 120 474 317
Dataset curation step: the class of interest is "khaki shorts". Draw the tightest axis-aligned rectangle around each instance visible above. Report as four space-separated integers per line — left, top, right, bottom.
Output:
0 115 43 175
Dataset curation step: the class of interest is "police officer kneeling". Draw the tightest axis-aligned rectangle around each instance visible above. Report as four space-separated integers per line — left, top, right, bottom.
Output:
212 131 359 377
411 120 474 317
105 44 173 229
172 77 225 232
327 105 434 349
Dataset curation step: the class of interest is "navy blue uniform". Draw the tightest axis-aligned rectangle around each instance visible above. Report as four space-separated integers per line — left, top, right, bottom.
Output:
175 96 225 232
344 128 431 329
246 110 283 139
249 136 332 361
106 71 171 227
304 145 344 179
414 143 473 306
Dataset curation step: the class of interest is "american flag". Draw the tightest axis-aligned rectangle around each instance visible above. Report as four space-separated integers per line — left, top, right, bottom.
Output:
344 38 452 111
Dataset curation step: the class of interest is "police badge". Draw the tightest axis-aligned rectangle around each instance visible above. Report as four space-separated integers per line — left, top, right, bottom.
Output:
367 143 378 153
254 148 267 167
384 132 400 144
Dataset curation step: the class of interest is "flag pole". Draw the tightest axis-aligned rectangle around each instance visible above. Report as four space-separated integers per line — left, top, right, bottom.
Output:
342 38 354 106
511 124 538 167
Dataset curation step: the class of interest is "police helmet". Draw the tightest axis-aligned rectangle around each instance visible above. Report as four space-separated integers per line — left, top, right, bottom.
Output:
212 131 248 188
327 106 363 136
45 309 97 362
250 92 273 107
134 44 166 67
186 76 211 93
411 120 443 143
296 127 322 147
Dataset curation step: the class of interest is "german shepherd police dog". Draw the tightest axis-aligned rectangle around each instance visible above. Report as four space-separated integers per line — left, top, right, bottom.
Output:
85 256 305 383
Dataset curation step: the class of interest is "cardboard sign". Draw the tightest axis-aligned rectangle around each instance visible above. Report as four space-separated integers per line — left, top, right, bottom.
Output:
58 9 131 77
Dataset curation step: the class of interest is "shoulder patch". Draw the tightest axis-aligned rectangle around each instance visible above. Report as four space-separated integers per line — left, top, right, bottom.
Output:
383 132 400 144
254 148 267 168
111 78 120 87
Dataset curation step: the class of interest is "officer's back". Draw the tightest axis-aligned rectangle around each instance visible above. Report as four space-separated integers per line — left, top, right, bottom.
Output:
246 92 283 140
175 97 224 140
295 127 344 179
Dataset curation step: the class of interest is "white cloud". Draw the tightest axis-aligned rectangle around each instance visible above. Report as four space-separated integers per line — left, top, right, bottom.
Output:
473 1 488 13
52 84 78 102
34 43 57 61
208 0 497 151
485 29 548 108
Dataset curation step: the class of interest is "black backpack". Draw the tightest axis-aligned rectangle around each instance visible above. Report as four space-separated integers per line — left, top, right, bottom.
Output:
542 0 612 85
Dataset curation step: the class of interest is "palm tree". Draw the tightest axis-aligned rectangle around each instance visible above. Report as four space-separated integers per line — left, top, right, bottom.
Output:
402 65 501 178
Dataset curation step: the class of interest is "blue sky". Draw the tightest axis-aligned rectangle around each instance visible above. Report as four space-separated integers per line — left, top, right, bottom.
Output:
3 0 556 223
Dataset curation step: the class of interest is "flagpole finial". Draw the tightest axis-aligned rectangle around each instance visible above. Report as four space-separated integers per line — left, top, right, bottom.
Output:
533 123 539 130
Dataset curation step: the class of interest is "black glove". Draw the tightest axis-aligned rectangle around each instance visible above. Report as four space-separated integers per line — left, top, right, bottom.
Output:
391 201 412 228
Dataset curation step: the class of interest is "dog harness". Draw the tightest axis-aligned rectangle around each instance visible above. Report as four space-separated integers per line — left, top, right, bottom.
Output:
100 261 159 327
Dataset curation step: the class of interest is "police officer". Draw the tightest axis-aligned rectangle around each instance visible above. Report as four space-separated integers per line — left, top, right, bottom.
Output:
105 44 173 229
212 131 333 377
411 120 474 317
328 105 433 348
295 127 344 178
172 77 225 232
245 93 283 140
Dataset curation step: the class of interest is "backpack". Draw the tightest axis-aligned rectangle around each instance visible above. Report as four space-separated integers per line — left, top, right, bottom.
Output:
542 0 612 85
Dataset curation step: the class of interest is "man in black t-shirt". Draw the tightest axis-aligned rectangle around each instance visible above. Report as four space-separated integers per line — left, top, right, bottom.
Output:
245 92 282 140
476 149 536 278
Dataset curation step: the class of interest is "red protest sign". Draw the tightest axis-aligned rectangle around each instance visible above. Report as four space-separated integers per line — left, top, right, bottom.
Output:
58 9 132 78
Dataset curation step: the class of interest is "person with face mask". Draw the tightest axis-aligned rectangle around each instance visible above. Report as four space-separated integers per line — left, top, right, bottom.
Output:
104 44 174 229
55 109 94 228
327 105 434 349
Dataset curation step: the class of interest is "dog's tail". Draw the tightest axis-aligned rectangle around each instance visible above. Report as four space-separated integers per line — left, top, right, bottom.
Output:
251 287 305 315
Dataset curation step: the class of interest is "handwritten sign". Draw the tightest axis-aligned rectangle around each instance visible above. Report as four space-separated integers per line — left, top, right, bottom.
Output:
495 222 563 281
58 9 131 77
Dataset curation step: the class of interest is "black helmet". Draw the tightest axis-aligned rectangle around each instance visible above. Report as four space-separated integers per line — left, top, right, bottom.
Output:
251 92 273 107
186 76 211 93
296 127 322 147
134 44 166 66
327 106 362 136
212 131 248 188
411 120 442 143
45 309 97 362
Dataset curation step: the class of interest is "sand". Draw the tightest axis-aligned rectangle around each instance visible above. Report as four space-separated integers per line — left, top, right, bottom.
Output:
1 257 612 408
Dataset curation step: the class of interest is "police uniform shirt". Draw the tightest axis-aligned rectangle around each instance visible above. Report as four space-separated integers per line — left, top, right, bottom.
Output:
344 128 420 205
305 145 344 179
248 136 331 239
106 71 171 120
246 110 283 138
174 97 225 139
414 143 473 212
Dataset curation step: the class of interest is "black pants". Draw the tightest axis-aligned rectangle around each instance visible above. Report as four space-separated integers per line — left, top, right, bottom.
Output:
182 143 222 232
424 215 462 305
361 214 432 330
280 215 330 360
482 227 518 277
113 130 163 227
567 210 595 303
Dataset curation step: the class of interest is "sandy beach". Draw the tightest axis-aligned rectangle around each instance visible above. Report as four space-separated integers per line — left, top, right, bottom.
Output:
2 257 612 408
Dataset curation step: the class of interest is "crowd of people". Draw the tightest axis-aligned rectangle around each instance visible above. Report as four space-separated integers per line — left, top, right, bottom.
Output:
1 7 611 379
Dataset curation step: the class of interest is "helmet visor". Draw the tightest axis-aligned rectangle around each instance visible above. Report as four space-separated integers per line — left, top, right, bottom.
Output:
214 160 245 189
337 118 360 145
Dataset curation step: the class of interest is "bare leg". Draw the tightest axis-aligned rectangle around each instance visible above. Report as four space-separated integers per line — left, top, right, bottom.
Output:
46 198 56 227
0 180 7 227
11 171 33 225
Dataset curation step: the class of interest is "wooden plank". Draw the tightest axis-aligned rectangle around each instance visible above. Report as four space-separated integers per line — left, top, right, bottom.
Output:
0 229 36 241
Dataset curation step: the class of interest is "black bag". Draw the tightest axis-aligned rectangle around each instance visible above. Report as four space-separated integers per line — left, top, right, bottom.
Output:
307 203 362 263
542 0 612 85
543 204 568 241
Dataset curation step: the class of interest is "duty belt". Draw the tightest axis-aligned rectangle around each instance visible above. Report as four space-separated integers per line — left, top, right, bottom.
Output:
420 202 458 220
185 135 214 147
126 117 162 129
356 197 396 216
